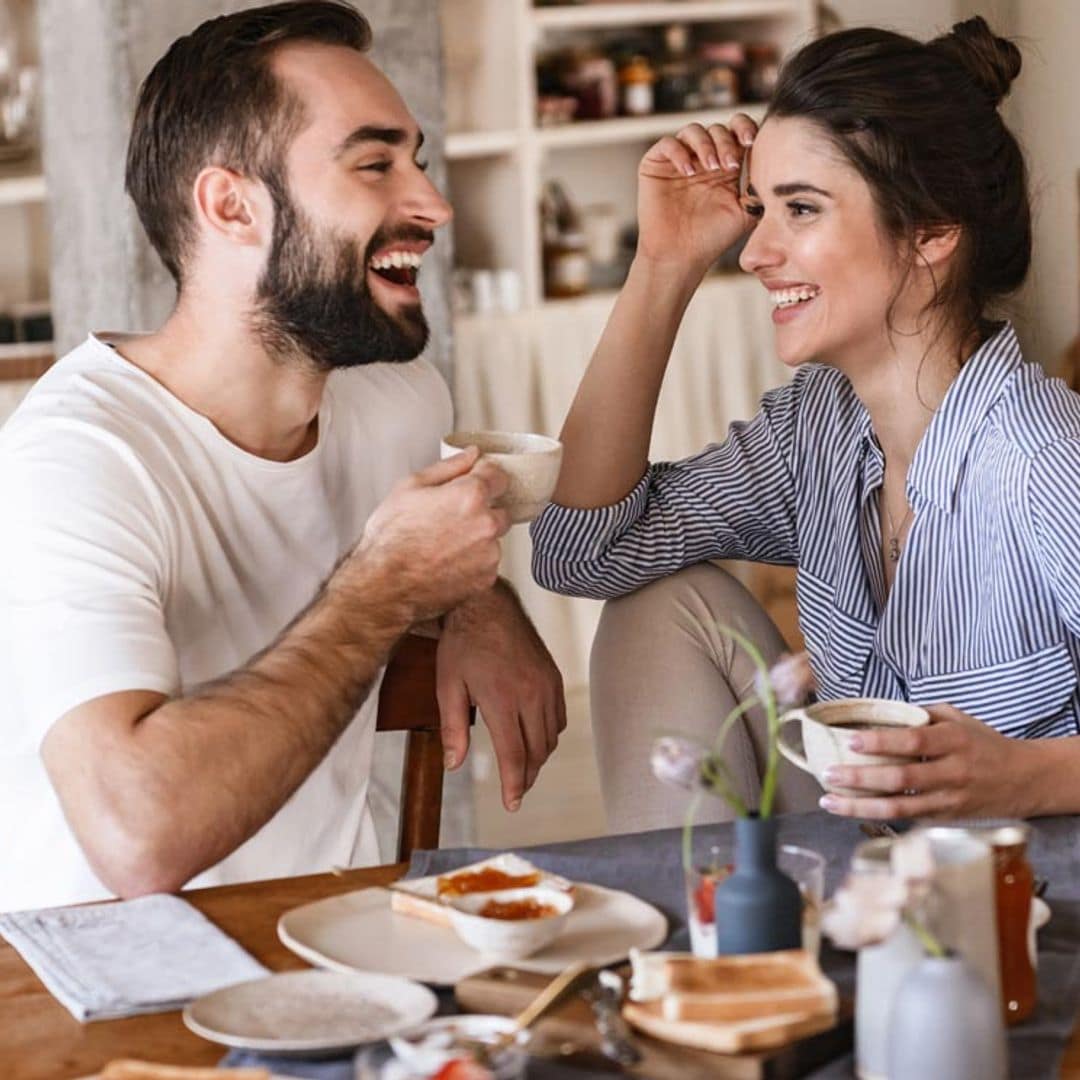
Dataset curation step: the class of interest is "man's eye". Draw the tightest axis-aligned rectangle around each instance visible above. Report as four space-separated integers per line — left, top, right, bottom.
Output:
358 161 392 174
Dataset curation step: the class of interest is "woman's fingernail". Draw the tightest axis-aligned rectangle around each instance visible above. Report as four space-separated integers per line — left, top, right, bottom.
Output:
820 795 840 812
683 163 697 177
723 156 739 171
509 797 522 812
849 736 865 751
444 750 458 769
707 155 721 171
740 132 754 146
823 767 840 786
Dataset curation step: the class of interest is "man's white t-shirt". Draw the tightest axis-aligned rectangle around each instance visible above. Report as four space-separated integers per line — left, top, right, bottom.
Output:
0 334 452 912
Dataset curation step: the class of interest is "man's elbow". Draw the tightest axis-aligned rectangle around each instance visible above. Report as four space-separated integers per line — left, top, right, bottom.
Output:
80 815 193 899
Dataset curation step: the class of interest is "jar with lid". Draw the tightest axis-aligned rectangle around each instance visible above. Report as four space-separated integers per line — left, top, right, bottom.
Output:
697 40 745 109
618 54 656 117
745 42 780 103
560 48 617 121
541 180 590 300
934 820 1037 1024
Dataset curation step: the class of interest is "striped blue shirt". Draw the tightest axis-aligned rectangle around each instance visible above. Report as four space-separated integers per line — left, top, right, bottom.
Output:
531 323 1080 739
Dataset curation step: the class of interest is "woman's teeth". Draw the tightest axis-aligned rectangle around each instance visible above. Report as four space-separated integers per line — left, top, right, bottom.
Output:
770 286 820 309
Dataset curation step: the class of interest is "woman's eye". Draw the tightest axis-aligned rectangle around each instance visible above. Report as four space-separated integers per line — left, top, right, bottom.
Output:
416 159 430 173
743 202 764 219
788 201 818 217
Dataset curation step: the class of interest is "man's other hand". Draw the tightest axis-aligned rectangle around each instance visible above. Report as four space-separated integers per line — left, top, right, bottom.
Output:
436 583 566 812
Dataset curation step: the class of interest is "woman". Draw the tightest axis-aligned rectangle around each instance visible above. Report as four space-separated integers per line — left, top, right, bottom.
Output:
531 17 1080 832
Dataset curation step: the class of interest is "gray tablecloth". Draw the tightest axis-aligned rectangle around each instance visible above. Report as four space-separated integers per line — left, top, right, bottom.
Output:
225 812 1080 1079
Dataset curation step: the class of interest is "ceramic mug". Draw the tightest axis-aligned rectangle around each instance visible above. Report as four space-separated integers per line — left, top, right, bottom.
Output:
441 431 563 524
777 698 930 795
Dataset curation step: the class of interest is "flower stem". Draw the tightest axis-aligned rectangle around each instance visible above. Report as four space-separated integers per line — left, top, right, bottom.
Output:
906 915 947 958
683 790 704 872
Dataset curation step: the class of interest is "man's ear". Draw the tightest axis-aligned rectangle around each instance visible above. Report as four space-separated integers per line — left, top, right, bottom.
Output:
914 223 962 270
192 166 269 248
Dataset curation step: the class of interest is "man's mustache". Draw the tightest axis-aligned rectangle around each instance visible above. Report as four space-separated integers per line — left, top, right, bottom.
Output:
365 225 436 262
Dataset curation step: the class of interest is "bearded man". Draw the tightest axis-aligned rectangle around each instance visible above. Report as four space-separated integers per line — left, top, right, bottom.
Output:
0 0 565 912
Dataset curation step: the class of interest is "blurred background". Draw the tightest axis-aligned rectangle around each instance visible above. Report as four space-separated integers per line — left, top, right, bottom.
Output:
0 0 1076 855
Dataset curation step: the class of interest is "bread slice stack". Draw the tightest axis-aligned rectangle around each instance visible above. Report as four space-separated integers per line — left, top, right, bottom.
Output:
389 853 574 929
624 949 838 1054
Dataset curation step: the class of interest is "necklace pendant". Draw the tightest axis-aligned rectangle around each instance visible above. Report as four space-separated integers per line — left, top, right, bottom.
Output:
889 537 901 562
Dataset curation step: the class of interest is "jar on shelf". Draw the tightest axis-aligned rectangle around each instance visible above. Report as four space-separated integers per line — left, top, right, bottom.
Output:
697 40 745 109
656 23 699 113
745 42 780 103
618 54 656 117
560 48 617 121
541 180 590 300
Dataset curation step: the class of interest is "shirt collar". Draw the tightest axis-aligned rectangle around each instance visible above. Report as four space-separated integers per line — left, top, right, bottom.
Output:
906 321 1022 513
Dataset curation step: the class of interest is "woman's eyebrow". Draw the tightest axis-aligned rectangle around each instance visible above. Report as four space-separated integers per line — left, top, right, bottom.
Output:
749 181 833 198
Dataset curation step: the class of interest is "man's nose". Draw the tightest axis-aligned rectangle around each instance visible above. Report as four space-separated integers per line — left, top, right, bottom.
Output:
405 169 453 231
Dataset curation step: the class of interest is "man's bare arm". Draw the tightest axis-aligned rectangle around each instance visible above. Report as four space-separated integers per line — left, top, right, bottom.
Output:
41 450 509 897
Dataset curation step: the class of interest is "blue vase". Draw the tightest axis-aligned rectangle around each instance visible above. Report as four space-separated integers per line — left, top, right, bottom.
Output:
713 815 802 955
887 953 1007 1080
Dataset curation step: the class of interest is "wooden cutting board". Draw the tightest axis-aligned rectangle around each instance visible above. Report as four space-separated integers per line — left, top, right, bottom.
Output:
454 966 853 1080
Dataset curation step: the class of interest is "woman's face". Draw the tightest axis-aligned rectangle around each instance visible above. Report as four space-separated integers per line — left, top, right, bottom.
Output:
739 116 907 370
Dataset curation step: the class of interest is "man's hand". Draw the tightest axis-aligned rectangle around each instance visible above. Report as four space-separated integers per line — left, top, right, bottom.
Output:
818 704 1041 820
353 448 511 622
436 583 565 812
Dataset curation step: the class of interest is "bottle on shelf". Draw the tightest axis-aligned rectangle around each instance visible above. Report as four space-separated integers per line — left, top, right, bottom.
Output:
541 180 590 300
656 23 699 114
697 39 745 109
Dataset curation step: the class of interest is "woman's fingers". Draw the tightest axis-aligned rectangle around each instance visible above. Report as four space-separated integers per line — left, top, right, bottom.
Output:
646 134 698 177
675 122 724 173
727 112 759 148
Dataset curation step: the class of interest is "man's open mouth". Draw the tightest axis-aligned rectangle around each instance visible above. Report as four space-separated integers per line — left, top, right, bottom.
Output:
369 250 423 288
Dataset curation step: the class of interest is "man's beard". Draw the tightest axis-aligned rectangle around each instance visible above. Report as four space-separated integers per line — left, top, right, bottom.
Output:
252 175 431 371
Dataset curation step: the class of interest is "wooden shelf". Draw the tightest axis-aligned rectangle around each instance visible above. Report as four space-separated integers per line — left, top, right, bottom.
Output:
536 102 766 149
446 130 520 160
0 155 46 207
533 0 802 31
0 340 55 381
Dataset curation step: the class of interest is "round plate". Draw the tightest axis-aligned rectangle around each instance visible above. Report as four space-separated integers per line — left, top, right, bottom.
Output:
182 969 437 1057
278 884 668 986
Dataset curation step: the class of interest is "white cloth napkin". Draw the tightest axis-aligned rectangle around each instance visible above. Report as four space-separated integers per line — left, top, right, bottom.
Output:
0 892 268 1022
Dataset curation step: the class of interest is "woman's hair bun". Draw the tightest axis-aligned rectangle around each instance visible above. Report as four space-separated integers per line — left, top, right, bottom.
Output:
931 15 1022 107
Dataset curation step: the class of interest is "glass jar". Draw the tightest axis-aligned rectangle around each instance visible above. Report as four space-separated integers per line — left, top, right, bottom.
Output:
697 40 745 109
656 23 698 113
618 54 656 117
544 229 590 299
928 821 1036 1024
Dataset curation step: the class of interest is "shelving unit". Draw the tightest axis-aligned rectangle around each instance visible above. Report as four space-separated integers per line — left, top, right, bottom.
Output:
0 0 53 385
438 0 816 312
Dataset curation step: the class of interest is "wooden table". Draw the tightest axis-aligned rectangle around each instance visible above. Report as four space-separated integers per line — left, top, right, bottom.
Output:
2 863 1080 1080
0 864 404 1080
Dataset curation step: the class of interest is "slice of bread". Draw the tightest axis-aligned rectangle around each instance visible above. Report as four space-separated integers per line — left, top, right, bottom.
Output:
630 949 837 1024
390 853 574 929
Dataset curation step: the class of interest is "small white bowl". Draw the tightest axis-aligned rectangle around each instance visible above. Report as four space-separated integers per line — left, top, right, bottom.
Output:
444 886 574 960
440 431 563 524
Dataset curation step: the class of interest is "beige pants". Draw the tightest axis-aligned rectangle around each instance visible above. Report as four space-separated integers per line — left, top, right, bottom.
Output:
590 562 823 834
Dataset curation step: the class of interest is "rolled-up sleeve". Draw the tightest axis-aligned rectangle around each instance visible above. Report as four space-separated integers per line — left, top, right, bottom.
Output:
531 375 806 599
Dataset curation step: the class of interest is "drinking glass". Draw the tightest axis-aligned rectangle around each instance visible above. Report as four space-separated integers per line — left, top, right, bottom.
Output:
778 844 826 956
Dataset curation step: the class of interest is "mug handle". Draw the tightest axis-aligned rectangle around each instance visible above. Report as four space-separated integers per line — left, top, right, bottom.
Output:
777 709 812 773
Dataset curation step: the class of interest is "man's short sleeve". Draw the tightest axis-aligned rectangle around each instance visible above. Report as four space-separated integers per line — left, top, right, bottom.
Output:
0 422 179 749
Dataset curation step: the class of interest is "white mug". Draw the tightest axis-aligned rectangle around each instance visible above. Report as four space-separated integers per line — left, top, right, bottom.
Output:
778 698 930 795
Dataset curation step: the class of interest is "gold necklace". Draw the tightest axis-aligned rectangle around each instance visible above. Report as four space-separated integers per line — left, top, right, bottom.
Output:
884 499 914 563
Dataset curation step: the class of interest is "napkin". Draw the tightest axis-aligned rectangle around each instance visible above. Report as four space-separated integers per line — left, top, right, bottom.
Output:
0 892 268 1022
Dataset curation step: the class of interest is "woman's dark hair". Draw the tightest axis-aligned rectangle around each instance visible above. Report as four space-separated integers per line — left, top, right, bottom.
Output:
125 1 372 288
767 16 1030 351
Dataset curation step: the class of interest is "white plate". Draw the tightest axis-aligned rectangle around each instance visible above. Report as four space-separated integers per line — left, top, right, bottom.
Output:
182 969 438 1056
278 884 668 986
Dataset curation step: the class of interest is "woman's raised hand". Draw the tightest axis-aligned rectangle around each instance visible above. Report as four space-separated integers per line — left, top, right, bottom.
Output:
636 113 758 277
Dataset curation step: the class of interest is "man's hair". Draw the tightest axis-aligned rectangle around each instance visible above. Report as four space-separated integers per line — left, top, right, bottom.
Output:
125 1 372 288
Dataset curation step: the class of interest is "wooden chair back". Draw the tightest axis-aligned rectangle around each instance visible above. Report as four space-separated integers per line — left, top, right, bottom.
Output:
376 634 463 863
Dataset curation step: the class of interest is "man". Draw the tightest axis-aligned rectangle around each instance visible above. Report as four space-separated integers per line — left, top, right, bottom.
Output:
0 0 565 912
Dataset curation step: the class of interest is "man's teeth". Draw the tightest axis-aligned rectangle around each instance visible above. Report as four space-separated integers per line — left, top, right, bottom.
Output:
369 251 423 271
770 286 821 309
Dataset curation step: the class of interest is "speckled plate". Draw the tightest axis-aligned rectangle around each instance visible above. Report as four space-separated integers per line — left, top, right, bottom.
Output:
182 969 437 1057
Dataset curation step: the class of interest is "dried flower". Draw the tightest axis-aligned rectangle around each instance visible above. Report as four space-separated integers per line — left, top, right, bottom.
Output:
822 832 945 955
757 651 816 708
650 736 708 792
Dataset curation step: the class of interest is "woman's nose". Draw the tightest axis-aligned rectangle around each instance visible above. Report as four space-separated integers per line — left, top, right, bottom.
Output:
739 218 782 276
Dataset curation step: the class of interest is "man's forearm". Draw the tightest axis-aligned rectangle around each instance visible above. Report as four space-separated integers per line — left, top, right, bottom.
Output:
100 552 415 891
